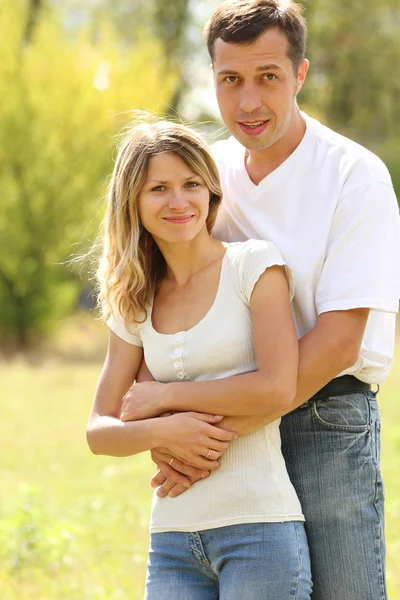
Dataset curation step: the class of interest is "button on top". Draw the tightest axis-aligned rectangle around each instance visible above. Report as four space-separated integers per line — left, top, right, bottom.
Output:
174 361 182 368
173 349 181 356
175 334 182 342
178 372 185 380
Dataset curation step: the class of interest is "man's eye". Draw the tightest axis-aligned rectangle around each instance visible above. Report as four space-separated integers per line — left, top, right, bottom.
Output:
263 73 277 81
224 76 238 84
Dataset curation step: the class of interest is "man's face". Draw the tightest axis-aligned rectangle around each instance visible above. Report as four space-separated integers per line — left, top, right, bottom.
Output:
213 28 308 151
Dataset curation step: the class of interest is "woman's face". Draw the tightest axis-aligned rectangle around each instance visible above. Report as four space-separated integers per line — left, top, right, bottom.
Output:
138 152 211 245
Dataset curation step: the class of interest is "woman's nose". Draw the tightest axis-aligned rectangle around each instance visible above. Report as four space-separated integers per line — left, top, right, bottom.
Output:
168 189 189 210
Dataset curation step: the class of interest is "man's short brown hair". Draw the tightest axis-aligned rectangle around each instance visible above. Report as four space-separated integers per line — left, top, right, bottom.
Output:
204 0 307 71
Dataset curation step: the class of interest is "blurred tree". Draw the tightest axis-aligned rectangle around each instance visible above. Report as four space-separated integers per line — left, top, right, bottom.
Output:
301 0 400 143
23 0 43 45
300 0 400 200
79 0 193 114
154 0 191 113
0 0 176 347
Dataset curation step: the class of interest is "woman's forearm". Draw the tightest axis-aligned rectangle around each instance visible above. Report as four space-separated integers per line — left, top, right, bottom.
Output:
86 415 163 457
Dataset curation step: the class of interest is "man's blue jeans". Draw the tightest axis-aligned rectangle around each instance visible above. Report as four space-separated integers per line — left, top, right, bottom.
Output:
145 522 312 599
280 390 386 600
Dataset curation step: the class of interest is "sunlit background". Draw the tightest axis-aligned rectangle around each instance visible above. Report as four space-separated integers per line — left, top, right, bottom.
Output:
1 1 399 598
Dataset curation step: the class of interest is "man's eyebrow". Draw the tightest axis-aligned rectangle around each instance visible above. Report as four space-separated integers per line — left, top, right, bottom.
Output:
217 64 283 75
256 64 283 71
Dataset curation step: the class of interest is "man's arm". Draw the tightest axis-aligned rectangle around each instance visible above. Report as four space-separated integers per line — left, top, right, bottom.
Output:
221 307 369 433
152 307 369 497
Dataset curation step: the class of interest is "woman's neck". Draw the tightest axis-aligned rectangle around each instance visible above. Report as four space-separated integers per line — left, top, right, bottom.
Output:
155 231 226 288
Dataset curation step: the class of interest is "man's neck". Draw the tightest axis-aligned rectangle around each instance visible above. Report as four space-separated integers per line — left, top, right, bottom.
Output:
245 110 306 186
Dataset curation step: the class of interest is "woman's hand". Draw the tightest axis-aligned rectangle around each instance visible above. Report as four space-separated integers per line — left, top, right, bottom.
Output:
152 412 237 469
120 381 168 421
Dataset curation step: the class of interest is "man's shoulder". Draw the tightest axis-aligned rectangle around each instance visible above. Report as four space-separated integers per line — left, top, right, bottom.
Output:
308 114 392 186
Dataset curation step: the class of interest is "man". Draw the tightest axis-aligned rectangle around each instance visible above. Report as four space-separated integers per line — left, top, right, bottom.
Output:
135 1 400 598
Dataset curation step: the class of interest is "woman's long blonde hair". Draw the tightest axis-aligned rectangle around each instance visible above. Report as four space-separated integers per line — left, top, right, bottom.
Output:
96 119 223 325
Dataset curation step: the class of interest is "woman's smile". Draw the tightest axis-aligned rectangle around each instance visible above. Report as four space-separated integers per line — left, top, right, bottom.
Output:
162 215 195 224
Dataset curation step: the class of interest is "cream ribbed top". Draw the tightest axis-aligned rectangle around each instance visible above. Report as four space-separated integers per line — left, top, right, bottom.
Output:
108 239 304 532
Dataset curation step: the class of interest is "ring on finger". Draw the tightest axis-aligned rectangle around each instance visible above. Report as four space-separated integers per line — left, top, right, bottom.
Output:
169 458 175 467
206 449 212 459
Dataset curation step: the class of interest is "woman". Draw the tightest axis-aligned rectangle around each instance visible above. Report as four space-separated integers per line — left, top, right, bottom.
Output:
87 119 312 599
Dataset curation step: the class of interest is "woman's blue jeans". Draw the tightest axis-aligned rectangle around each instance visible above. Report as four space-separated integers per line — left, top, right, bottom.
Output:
145 521 312 599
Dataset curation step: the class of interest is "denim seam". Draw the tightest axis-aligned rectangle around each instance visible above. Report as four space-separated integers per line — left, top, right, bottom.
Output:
370 418 387 600
372 491 387 600
355 441 387 600
374 421 382 465
291 521 302 600
363 395 387 600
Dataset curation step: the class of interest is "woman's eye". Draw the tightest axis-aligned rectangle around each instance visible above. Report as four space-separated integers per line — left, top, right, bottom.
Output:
185 181 200 188
151 185 166 192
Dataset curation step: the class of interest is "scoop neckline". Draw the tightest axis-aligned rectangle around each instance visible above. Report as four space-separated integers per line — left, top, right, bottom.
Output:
148 244 230 337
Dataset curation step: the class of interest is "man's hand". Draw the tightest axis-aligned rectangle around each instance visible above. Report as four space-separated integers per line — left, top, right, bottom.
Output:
120 381 168 421
151 448 210 498
154 412 236 468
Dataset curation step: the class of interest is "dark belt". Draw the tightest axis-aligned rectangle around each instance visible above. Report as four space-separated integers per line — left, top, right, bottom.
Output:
310 375 371 401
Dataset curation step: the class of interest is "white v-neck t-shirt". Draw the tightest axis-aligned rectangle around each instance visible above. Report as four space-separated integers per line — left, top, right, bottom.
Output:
212 113 400 384
108 239 304 532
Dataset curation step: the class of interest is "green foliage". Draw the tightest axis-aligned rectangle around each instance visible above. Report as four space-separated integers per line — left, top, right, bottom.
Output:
0 485 78 574
0 0 176 346
300 0 400 197
0 347 399 598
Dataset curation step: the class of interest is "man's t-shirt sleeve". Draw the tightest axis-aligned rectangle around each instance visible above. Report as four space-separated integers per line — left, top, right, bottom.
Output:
316 179 400 315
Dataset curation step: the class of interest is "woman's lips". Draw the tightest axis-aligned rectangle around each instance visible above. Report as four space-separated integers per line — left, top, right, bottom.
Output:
238 120 269 136
163 215 194 224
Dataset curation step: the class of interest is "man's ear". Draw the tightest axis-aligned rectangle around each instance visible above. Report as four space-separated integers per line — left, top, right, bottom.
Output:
296 59 309 94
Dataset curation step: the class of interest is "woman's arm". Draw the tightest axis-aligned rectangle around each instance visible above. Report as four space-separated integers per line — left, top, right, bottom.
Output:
121 266 299 420
86 330 150 456
87 331 236 463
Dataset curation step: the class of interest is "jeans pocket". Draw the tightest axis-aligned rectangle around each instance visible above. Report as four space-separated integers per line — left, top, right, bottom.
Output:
312 392 370 432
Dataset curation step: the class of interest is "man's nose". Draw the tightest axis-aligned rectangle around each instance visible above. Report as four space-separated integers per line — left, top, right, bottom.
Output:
239 82 262 113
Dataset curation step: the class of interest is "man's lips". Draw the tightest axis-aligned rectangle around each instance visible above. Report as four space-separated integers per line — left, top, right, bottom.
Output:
163 215 194 224
238 120 270 136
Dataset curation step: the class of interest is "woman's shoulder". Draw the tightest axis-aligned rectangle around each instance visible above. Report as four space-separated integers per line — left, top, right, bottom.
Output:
224 239 282 264
223 239 294 304
107 310 144 346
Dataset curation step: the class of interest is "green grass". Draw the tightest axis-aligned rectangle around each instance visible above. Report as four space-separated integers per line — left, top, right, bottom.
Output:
0 334 399 599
